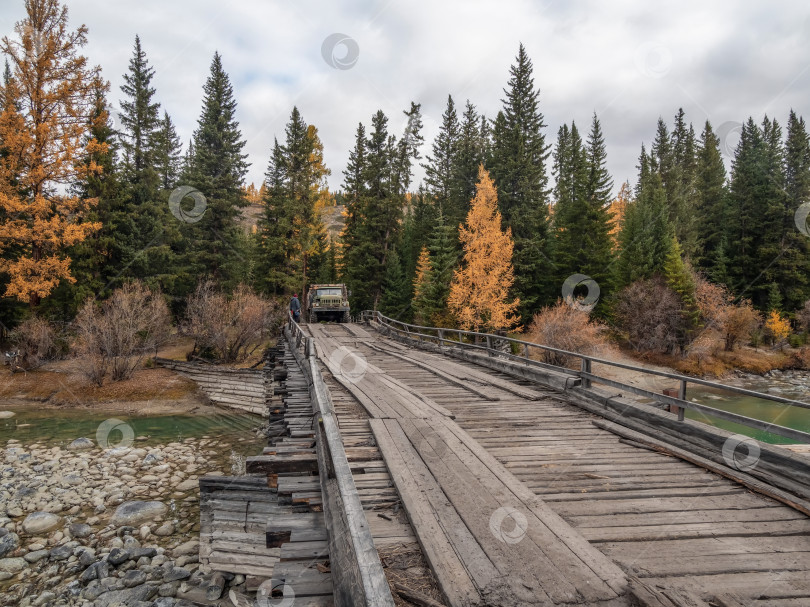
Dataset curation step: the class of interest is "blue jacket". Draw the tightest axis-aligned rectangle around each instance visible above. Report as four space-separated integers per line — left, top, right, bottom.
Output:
290 296 301 312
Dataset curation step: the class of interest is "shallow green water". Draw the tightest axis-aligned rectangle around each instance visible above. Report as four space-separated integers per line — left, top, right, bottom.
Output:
687 379 810 444
0 404 263 454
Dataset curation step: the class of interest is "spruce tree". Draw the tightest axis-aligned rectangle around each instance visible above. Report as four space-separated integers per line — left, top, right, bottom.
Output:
451 101 483 229
423 95 459 218
669 109 699 256
663 236 701 352
779 110 810 310
153 111 182 191
379 248 413 322
616 146 673 286
490 44 553 320
181 52 249 290
694 121 728 278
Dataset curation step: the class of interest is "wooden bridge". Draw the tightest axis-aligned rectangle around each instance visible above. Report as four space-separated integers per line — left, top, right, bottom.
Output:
201 312 810 607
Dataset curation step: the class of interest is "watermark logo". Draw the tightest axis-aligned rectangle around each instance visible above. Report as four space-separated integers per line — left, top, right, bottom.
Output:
103 104 124 133
717 121 743 159
562 274 600 312
169 186 207 224
255 579 295 607
795 201 810 237
634 41 672 79
489 506 528 545
328 346 367 384
96 418 135 450
321 33 359 70
23 24 45 59
418 428 450 464
721 434 761 472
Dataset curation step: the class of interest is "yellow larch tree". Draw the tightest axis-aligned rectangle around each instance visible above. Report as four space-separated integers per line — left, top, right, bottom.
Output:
607 181 631 249
412 245 433 324
0 0 103 307
448 166 520 333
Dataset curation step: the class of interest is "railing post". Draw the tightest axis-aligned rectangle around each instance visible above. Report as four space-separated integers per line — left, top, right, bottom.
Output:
438 328 444 348
486 335 493 356
581 359 591 389
678 379 687 421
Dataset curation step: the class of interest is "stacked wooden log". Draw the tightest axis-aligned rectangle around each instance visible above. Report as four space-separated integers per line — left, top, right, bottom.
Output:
154 357 267 414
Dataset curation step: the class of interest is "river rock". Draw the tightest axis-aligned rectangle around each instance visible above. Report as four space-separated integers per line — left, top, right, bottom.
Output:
122 568 147 587
69 522 92 538
163 567 191 582
110 500 167 526
107 547 131 566
153 522 174 536
0 411 15 419
175 478 198 492
21 512 60 535
0 532 19 558
92 583 158 607
172 540 199 557
66 437 94 451
48 544 72 561
23 549 49 563
0 557 27 573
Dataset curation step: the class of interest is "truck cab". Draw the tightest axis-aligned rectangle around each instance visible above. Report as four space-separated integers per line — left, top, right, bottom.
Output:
307 284 351 323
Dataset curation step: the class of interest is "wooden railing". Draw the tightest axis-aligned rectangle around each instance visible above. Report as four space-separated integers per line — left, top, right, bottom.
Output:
284 312 394 607
362 310 810 445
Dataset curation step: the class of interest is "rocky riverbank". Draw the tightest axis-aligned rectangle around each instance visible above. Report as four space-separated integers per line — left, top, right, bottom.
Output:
0 431 264 606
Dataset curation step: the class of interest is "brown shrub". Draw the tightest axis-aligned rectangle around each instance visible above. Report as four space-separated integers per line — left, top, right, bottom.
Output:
615 277 683 354
789 347 810 370
183 281 283 363
75 282 172 385
9 317 66 370
525 298 609 368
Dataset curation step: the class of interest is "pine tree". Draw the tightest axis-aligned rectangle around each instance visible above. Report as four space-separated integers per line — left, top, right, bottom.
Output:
256 139 295 294
490 44 553 320
616 146 673 286
694 121 728 278
451 101 483 229
423 95 459 217
379 247 412 321
778 110 810 310
669 109 699 256
553 115 614 307
181 52 249 290
44 80 120 320
663 236 700 352
425 210 459 325
154 110 182 191
119 36 160 183
448 167 520 332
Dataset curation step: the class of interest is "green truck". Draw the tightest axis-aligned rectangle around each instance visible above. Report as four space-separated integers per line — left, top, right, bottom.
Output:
307 284 351 323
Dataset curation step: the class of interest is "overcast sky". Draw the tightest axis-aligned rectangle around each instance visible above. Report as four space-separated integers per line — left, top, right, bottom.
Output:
2 0 809 195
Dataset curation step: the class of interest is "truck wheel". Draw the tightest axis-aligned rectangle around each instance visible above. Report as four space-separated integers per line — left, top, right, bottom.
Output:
342 311 351 323
309 311 317 324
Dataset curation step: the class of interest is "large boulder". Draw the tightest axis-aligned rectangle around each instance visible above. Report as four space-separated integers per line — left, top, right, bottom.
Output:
0 557 27 573
21 512 60 535
110 501 167 527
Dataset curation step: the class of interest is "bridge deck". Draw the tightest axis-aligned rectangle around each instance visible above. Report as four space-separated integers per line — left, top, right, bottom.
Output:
307 322 810 606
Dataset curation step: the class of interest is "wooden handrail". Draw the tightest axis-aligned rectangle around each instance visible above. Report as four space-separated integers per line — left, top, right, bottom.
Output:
363 310 810 444
283 317 394 607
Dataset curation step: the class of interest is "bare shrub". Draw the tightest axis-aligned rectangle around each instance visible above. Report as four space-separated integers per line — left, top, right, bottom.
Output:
75 282 171 385
183 281 283 363
525 298 609 367
693 276 761 351
9 317 66 370
615 277 683 354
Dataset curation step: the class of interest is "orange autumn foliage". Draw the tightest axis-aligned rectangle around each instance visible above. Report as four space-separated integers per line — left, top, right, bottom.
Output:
0 0 103 306
448 166 520 333
607 181 631 248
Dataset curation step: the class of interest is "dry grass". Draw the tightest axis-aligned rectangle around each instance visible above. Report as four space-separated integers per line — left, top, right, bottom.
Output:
378 542 447 607
640 344 795 378
0 356 200 410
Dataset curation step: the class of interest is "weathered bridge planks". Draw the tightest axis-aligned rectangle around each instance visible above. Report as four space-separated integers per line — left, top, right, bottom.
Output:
342 323 810 606
309 323 630 606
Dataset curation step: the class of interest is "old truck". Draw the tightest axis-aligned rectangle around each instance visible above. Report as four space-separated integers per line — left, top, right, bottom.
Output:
306 284 351 323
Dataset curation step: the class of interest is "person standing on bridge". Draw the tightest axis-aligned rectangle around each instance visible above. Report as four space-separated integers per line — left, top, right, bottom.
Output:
290 293 301 322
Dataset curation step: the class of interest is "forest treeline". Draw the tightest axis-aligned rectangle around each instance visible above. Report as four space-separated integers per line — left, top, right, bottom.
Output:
1 0 810 368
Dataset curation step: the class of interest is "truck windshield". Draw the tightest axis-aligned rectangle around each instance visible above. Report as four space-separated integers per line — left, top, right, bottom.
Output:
316 288 342 297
